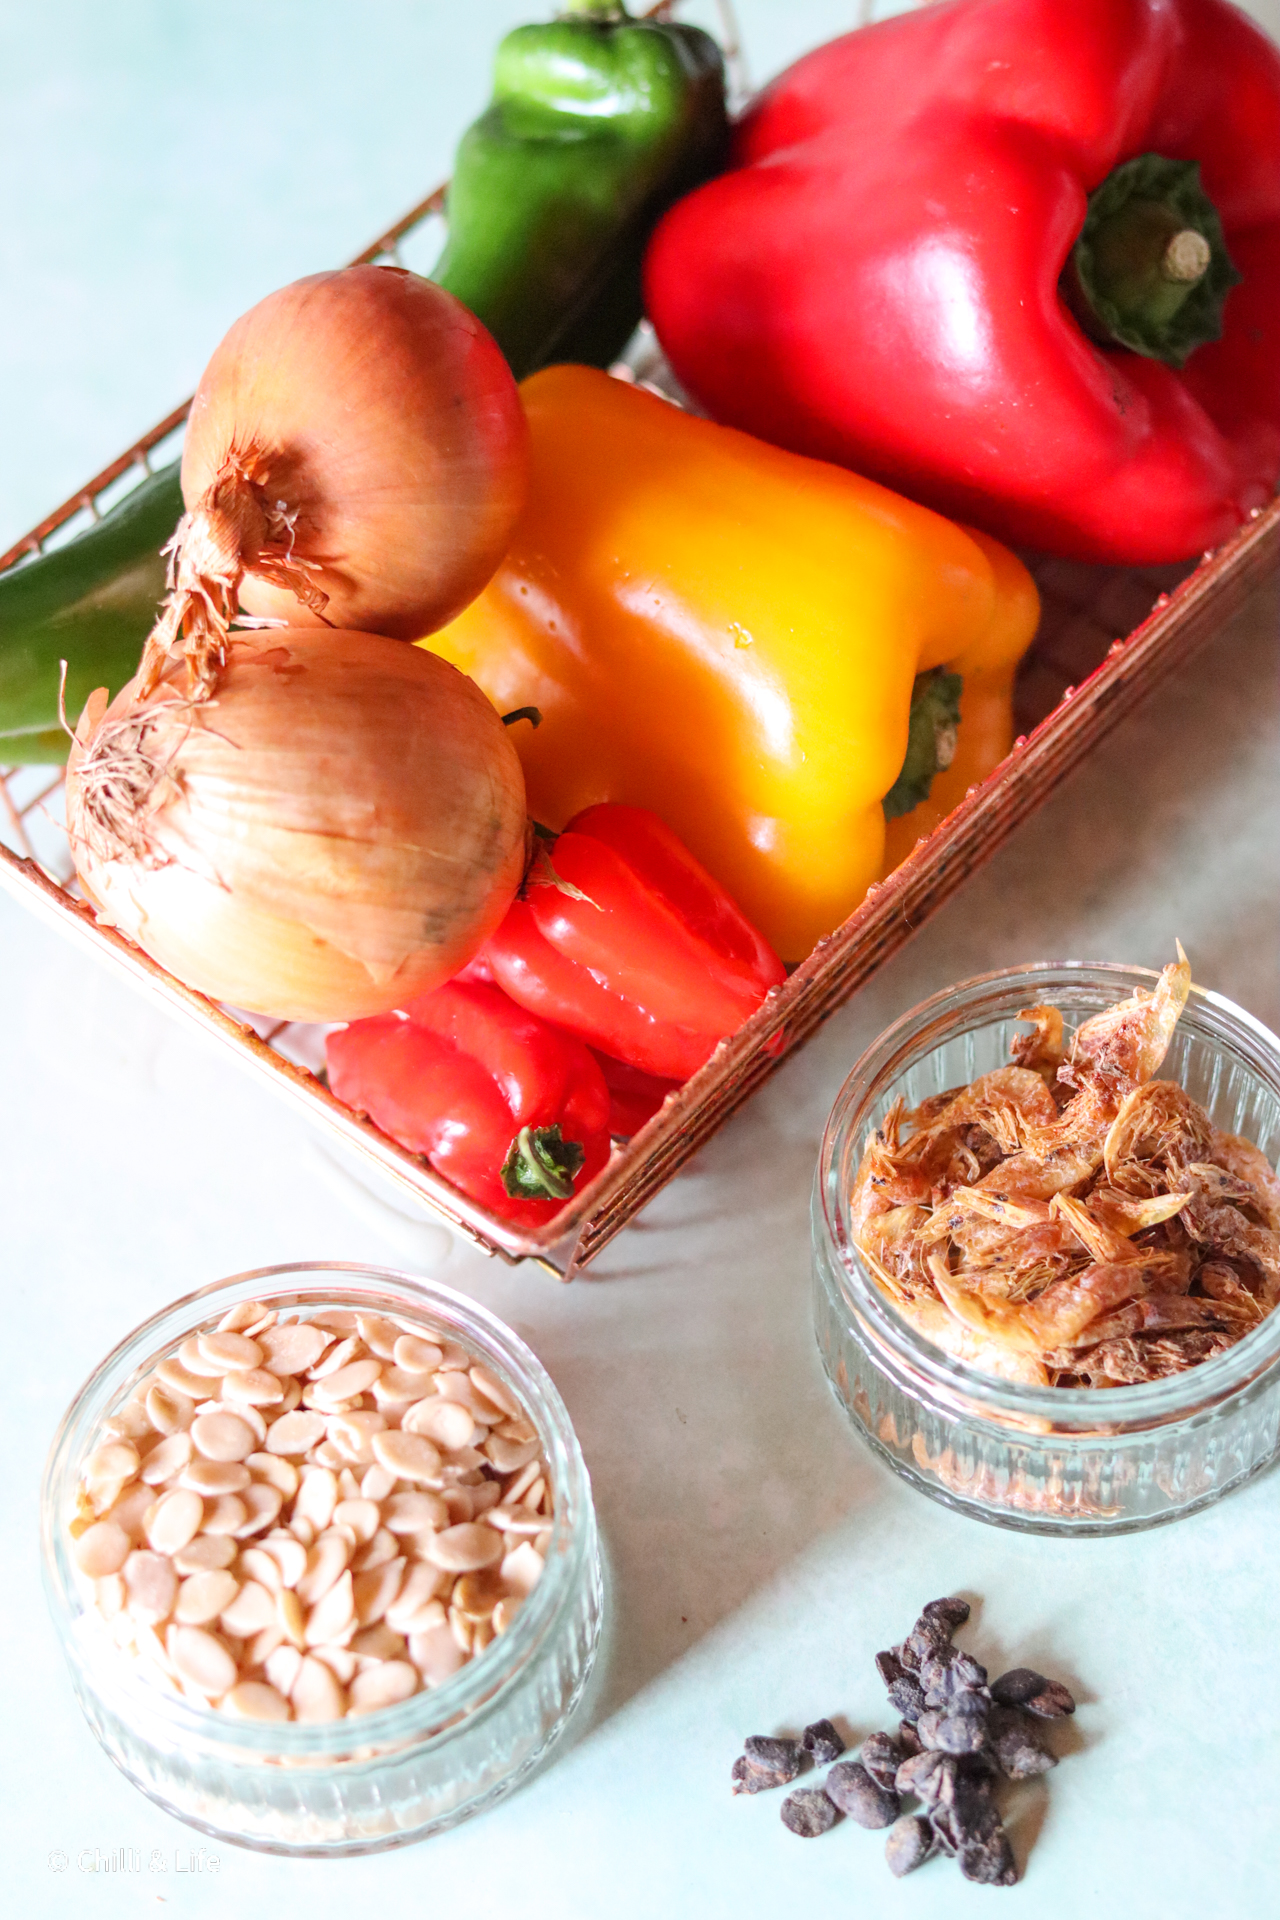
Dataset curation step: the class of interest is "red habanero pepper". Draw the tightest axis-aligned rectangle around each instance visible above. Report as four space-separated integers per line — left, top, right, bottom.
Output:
483 804 786 1083
643 0 1280 565
325 979 611 1224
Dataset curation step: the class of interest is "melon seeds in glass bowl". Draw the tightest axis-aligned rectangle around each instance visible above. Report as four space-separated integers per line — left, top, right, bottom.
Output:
68 1300 551 1721
42 1265 602 1853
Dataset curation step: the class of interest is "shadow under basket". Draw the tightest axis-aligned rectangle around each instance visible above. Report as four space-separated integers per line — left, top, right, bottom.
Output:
812 964 1280 1535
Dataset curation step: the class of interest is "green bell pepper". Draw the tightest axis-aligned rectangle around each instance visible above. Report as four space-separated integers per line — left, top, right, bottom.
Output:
433 0 728 379
0 462 180 764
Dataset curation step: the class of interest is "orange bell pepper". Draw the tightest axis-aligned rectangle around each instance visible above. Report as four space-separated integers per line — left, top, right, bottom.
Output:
423 365 1038 960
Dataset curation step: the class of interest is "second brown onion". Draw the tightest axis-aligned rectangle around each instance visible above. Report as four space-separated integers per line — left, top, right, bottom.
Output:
66 631 529 1022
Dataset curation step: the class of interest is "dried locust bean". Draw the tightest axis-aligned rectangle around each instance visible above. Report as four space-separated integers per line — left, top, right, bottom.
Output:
780 1788 838 1838
989 1707 1057 1780
742 1735 803 1787
824 1761 899 1828
860 1731 903 1791
990 1669 1076 1718
800 1718 845 1766
885 1813 936 1878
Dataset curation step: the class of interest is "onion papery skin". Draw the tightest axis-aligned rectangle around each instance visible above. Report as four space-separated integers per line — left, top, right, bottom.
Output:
181 264 528 640
66 632 529 1023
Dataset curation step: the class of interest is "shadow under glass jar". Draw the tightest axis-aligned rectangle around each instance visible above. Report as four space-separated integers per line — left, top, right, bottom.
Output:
813 965 1280 1536
41 1263 603 1855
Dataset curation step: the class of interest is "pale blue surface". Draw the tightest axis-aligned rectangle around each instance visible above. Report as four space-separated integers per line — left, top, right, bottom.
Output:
2 5 1279 1917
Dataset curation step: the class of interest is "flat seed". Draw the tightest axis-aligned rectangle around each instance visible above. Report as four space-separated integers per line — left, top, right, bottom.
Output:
371 1366 435 1406
333 1498 380 1545
258 1534 308 1588
265 1644 303 1696
234 1483 283 1538
292 1656 347 1721
220 1579 279 1637
145 1489 204 1555
360 1465 395 1503
265 1411 327 1457
352 1528 398 1572
175 1570 240 1626
85 1441 140 1486
290 1516 316 1548
106 1482 156 1542
448 1607 473 1654
177 1336 227 1379
96 1573 126 1618
172 1534 237 1575
353 1558 406 1627
492 1596 522 1636
74 1520 131 1577
469 1364 521 1419
311 1440 346 1468
383 1491 449 1536
484 1504 546 1536
402 1398 475 1451
258 1323 331 1377
453 1572 504 1621
394 1336 443 1374
224 1679 290 1721
485 1432 541 1474
168 1624 237 1696
139 1433 193 1485
180 1460 250 1495
443 1487 476 1526
291 1468 338 1535
424 1523 505 1575
306 1570 356 1645
156 1358 217 1401
495 1416 537 1446
238 1547 283 1592
372 1430 442 1484
191 1411 256 1463
200 1495 247 1536
471 1481 502 1516
207 1397 267 1445
218 1300 272 1335
409 1622 466 1685
146 1385 195 1434
296 1532 353 1606
104 1401 154 1441
222 1368 285 1407
123 1550 178 1625
351 1622 407 1662
312 1359 382 1406
198 1331 264 1372
500 1541 545 1596
356 1315 402 1360
246 1452 298 1498
277 1588 307 1649
386 1563 449 1630
349 1661 419 1714
308 1336 362 1381
503 1458 542 1505
520 1474 549 1512
313 1645 357 1683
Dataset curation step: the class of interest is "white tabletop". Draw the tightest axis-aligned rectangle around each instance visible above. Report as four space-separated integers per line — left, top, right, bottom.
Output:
4 5 1280 1916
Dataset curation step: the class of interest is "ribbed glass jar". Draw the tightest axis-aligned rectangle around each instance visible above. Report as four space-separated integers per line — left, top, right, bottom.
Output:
42 1263 602 1854
813 965 1280 1535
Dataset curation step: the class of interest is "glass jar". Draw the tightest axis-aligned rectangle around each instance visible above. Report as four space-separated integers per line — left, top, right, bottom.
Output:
41 1262 602 1855
813 965 1280 1536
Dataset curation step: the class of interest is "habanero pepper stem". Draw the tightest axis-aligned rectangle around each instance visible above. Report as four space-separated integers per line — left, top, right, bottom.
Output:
325 979 611 1225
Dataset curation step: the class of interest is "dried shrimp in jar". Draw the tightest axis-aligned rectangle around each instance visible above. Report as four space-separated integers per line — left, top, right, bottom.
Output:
850 952 1280 1387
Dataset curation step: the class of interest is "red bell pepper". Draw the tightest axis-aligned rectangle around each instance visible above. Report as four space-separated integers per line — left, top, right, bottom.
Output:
483 804 786 1082
326 979 611 1224
643 0 1280 565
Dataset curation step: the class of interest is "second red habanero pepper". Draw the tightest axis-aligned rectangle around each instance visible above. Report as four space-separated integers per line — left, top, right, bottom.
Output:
326 980 611 1224
643 0 1280 565
484 804 787 1083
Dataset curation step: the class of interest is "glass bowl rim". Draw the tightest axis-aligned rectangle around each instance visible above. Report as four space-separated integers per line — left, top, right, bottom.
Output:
818 960 1280 1432
41 1260 595 1760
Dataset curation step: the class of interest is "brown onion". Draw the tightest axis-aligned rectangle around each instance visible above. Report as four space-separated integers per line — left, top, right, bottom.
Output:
142 265 527 695
66 632 528 1022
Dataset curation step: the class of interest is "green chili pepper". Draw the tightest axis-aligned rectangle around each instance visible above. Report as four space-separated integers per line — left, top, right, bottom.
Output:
433 0 728 380
0 462 181 764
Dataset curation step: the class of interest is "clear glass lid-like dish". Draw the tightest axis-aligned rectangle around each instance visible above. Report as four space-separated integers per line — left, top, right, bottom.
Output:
813 964 1280 1536
41 1262 603 1856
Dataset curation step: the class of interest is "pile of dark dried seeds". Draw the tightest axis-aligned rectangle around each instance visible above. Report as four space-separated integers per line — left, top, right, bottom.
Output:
730 1597 1076 1887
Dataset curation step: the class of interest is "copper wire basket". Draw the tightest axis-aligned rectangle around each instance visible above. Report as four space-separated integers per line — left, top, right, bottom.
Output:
3 15 1278 1279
